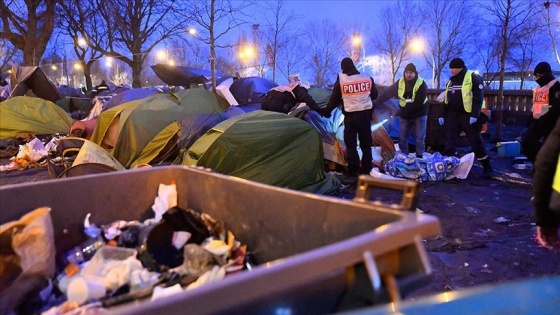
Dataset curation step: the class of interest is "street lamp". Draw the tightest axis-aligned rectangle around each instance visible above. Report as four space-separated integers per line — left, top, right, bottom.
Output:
238 45 255 77
156 49 174 66
410 38 436 89
352 33 366 71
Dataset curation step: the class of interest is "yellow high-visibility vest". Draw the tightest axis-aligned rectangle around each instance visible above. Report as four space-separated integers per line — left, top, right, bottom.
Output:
444 70 474 113
397 77 428 107
551 156 560 212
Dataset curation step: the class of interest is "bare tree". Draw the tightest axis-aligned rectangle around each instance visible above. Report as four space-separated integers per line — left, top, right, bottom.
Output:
181 0 255 91
480 0 542 140
304 19 346 85
78 0 184 88
373 0 421 84
0 39 21 71
418 0 477 89
0 0 59 66
475 29 502 88
256 0 297 83
544 1 560 65
511 28 547 89
58 0 104 91
276 35 306 83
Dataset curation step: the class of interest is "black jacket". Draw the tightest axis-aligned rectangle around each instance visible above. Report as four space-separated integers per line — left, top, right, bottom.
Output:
375 76 428 119
261 84 321 114
533 118 560 229
445 68 484 119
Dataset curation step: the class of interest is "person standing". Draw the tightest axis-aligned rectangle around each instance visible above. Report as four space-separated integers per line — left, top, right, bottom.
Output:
261 74 322 114
439 57 492 177
323 57 378 176
374 63 428 158
532 118 560 252
521 61 560 163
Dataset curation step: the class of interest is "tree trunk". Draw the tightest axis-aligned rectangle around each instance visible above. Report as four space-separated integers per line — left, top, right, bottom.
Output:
131 54 143 88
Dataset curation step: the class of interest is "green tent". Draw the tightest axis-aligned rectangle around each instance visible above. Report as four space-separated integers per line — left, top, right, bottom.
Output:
183 110 340 195
0 96 74 140
89 88 229 168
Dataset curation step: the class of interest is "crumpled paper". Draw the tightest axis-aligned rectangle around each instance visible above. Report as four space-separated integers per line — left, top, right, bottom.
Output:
151 182 178 222
0 207 56 312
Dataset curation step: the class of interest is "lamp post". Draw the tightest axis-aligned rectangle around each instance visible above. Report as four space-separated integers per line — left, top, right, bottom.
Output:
352 33 366 71
105 57 119 85
410 38 436 89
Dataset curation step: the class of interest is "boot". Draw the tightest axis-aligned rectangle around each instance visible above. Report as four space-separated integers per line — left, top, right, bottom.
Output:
479 156 493 178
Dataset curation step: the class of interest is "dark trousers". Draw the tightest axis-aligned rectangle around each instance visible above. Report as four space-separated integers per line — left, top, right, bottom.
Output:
521 112 559 163
443 111 487 159
344 109 373 174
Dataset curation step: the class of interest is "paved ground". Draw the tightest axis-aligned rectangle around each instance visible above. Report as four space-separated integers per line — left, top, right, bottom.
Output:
1 121 559 303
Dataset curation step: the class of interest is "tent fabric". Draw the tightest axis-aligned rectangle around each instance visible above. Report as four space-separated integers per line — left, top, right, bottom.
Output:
229 77 277 105
104 88 158 110
183 110 340 195
177 106 245 152
90 88 230 168
151 64 223 87
0 96 74 140
9 66 63 103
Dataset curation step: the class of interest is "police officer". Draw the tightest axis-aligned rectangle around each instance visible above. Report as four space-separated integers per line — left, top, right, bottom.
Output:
533 118 560 252
374 63 428 158
323 57 378 176
439 57 492 177
261 74 322 114
521 61 560 163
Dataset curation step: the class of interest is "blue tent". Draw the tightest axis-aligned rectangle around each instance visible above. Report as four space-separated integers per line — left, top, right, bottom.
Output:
229 77 277 106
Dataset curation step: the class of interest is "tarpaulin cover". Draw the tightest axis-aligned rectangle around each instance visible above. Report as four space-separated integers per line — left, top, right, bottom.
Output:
9 66 63 103
0 96 74 140
151 64 223 87
183 110 340 194
90 88 229 168
229 77 277 105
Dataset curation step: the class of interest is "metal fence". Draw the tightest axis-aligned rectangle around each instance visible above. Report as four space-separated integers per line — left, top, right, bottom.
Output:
427 89 533 122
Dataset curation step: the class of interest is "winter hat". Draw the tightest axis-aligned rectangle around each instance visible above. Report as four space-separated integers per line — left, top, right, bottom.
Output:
341 57 357 73
404 63 417 73
449 58 465 69
533 62 552 76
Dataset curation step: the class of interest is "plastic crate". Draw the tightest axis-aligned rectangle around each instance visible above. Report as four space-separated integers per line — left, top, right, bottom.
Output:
0 166 440 314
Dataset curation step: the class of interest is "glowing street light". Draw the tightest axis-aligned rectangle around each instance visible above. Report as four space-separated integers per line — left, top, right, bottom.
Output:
410 37 435 89
51 65 57 70
77 37 87 47
73 63 82 70
187 28 196 36
352 33 366 70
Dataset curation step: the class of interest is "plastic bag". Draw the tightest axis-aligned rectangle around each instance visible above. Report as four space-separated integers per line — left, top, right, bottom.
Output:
0 207 56 312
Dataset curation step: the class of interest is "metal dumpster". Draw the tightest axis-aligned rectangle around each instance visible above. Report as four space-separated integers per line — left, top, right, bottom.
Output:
0 166 441 314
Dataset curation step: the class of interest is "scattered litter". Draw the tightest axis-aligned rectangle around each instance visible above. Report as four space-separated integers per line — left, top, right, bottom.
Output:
465 207 481 214
464 262 469 267
504 172 523 178
493 216 510 224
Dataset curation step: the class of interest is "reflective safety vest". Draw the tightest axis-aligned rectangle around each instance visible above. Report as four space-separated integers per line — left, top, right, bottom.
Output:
532 79 558 119
339 73 373 112
444 70 474 113
551 156 560 212
269 84 298 99
398 77 428 107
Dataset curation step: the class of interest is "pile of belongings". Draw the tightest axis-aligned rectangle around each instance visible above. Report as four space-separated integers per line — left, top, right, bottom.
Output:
0 182 250 314
383 151 470 182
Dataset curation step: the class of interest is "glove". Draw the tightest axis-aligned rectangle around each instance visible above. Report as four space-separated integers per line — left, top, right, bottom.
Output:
438 117 444 126
319 109 331 118
469 117 477 125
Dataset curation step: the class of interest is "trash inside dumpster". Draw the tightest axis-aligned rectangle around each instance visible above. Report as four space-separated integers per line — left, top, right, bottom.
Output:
0 166 441 314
